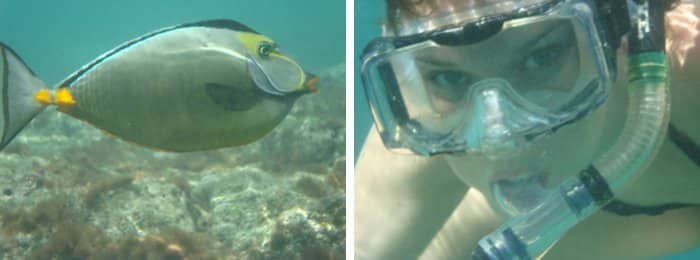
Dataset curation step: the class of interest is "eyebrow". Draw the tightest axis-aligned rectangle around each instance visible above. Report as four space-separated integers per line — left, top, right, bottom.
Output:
518 21 571 52
413 21 570 67
414 54 458 67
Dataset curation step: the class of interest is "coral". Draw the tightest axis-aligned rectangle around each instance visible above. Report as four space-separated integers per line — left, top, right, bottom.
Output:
0 197 75 236
2 198 224 260
0 64 346 259
105 227 222 260
255 207 344 260
295 176 326 198
31 222 108 260
172 175 214 232
83 174 135 209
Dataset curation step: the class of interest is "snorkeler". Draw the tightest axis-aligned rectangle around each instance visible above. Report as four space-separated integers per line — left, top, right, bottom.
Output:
357 0 700 259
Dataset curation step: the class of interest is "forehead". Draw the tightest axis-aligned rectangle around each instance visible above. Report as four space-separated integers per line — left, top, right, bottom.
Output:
412 18 567 58
388 0 555 36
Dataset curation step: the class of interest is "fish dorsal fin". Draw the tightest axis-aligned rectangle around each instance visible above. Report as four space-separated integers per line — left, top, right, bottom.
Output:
205 83 260 111
59 19 261 87
180 19 258 34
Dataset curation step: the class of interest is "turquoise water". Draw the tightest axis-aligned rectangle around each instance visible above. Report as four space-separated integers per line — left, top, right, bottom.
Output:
353 0 700 258
0 0 344 85
354 0 383 160
0 0 345 259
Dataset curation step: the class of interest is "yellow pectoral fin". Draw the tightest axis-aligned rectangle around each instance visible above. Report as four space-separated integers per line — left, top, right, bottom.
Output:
55 88 75 111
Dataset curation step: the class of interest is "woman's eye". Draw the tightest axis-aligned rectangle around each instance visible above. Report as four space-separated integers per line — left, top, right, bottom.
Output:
257 41 276 58
523 44 563 70
429 70 471 88
427 70 472 101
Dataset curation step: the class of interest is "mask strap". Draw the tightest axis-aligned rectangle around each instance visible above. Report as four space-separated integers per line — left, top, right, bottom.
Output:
668 122 700 168
601 122 700 217
602 199 696 216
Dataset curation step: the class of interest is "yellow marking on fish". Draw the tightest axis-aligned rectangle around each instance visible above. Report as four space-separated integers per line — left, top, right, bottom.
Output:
237 32 308 91
55 88 75 112
34 89 52 106
237 32 274 54
267 52 307 90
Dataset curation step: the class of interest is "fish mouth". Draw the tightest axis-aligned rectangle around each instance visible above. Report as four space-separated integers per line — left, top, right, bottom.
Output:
304 72 319 93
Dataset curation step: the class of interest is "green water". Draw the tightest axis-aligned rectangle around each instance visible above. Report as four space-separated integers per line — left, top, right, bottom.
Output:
354 0 383 160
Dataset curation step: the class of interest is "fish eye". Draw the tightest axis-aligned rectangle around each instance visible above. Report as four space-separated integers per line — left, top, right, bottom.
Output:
257 41 276 58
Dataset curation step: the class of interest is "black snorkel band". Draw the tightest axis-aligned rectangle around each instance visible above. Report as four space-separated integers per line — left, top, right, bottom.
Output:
600 0 700 217
669 123 700 168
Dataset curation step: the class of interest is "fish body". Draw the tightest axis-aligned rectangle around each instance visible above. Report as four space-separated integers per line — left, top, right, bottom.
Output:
0 20 317 152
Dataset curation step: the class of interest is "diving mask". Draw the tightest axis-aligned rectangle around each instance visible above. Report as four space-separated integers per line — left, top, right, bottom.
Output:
361 0 615 156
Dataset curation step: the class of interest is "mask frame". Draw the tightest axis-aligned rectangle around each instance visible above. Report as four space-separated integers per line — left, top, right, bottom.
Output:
361 0 620 156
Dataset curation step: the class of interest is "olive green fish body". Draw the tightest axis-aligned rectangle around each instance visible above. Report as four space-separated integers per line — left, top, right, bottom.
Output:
0 20 316 152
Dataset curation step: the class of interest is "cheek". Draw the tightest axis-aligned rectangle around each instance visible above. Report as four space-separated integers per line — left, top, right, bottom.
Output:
443 99 612 213
425 80 463 113
670 65 700 141
551 48 580 91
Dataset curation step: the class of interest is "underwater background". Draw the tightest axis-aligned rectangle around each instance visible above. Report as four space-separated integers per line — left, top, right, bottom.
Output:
354 0 700 259
0 0 345 259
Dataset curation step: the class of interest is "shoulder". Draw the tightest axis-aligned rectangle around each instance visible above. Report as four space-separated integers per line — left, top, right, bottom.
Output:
545 206 700 259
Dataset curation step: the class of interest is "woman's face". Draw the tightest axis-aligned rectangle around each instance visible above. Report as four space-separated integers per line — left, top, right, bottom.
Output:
383 0 700 216
442 59 620 217
667 2 700 144
438 2 700 216
413 18 581 114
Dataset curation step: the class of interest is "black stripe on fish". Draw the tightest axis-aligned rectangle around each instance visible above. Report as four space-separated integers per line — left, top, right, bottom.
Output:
182 19 258 34
1 46 8 145
205 82 261 111
59 19 261 87
0 42 38 76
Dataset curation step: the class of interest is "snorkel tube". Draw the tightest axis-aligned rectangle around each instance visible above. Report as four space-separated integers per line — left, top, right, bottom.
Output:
472 1 671 259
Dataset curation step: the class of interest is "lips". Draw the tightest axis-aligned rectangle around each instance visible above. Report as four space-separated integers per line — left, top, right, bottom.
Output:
490 165 550 186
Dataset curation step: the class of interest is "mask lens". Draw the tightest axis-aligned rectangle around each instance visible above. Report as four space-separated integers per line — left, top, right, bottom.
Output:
361 10 611 155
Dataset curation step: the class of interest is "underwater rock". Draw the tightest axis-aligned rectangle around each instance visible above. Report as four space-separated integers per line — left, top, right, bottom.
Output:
88 176 193 238
257 207 345 259
243 64 346 174
0 64 345 259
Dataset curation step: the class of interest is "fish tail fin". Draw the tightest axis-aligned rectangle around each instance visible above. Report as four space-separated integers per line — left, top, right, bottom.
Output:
0 42 50 150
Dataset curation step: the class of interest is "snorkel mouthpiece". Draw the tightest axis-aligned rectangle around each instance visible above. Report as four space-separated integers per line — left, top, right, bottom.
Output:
473 1 671 259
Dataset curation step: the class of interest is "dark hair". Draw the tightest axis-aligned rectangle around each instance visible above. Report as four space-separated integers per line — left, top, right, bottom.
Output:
385 0 683 28
385 0 435 28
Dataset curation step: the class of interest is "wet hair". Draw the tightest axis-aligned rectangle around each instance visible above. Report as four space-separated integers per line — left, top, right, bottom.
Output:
385 0 682 28
384 0 435 28
386 0 433 17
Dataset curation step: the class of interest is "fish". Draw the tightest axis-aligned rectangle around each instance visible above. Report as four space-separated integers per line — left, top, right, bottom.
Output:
0 19 319 152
